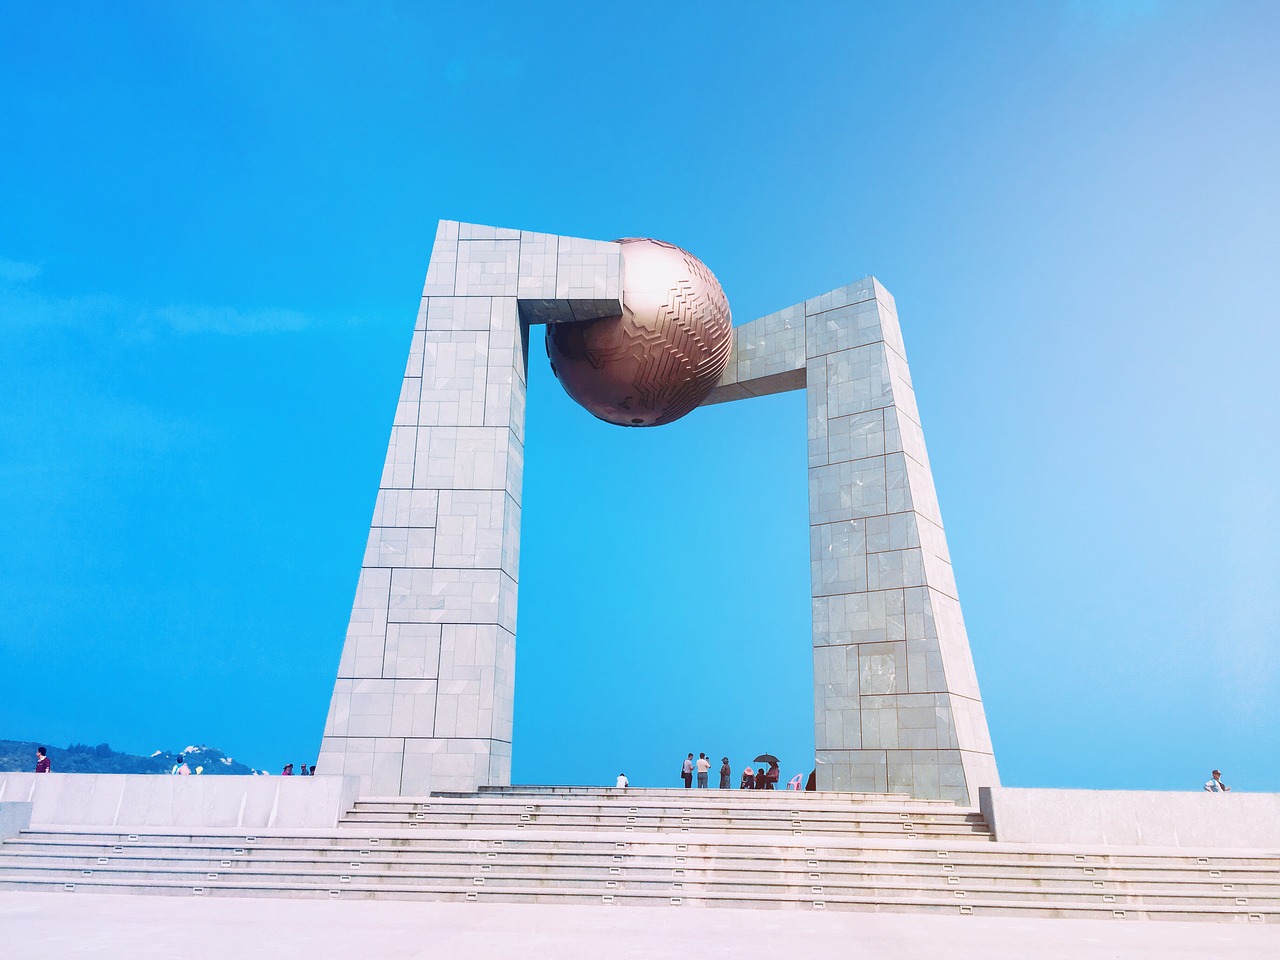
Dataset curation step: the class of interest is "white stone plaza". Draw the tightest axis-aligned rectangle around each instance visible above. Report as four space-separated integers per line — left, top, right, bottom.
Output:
3 891 1276 960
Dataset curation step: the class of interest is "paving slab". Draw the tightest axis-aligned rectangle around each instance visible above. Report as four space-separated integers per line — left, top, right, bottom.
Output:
0 890 1275 960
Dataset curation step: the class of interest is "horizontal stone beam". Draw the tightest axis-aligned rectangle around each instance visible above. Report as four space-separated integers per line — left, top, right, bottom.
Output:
702 278 888 406
516 298 623 326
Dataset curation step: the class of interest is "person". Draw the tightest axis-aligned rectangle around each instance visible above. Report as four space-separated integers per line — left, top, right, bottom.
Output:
299 762 310 776
681 753 693 788
282 763 294 776
171 755 191 776
765 760 780 790
1204 770 1231 792
719 757 731 789
309 766 317 776
754 766 767 790
805 769 817 792
35 747 50 773
740 766 755 789
616 773 629 788
696 752 711 788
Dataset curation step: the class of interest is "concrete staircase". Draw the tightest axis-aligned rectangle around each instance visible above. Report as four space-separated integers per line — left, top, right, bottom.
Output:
0 789 1275 924
342 789 989 840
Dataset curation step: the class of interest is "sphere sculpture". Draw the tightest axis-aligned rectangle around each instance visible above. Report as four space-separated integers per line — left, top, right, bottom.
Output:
546 238 733 427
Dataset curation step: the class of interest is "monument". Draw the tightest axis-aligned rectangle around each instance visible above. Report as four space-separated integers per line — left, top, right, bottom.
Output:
317 222 999 804
4 223 1270 934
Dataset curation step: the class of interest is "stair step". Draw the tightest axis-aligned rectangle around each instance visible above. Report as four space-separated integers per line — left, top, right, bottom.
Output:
0 874 1273 923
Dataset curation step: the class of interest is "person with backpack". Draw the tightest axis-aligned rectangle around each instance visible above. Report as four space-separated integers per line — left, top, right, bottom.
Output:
681 753 693 788
1204 770 1231 792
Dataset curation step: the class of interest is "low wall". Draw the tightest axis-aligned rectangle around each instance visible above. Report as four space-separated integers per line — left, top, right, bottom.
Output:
0 774 361 830
0 802 32 839
980 786 1280 849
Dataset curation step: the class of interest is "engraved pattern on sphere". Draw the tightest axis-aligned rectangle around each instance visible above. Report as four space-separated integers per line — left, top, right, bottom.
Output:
546 238 732 427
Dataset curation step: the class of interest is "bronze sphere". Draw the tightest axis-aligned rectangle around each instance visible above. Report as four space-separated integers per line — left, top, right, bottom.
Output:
546 238 733 427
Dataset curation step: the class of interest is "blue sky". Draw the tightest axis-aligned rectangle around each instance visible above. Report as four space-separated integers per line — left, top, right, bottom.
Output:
1 1 1277 791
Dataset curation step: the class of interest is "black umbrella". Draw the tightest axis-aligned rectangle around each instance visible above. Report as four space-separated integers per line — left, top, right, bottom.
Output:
753 754 779 765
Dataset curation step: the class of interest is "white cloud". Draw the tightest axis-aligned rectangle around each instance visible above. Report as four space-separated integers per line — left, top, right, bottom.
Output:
154 304 309 335
0 261 311 337
0 257 42 284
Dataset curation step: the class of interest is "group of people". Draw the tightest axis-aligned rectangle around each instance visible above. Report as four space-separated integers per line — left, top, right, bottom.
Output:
678 752 730 788
676 752 782 790
738 763 781 790
28 744 1238 796
28 747 321 778
172 760 316 776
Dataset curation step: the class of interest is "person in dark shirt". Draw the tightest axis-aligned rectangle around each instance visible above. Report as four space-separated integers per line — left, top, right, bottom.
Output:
765 761 780 790
719 757 731 789
35 747 51 773
753 767 767 790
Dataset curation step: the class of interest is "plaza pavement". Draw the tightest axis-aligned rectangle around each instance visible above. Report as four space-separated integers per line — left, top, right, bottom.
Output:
0 891 1275 959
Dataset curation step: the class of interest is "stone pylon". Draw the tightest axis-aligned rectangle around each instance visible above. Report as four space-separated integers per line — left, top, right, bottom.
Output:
706 278 999 804
316 222 623 796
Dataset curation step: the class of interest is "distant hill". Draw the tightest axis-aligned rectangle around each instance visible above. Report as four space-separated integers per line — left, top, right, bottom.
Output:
0 740 262 776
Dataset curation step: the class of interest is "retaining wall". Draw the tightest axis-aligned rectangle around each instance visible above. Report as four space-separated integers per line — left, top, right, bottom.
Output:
0 774 360 829
980 786 1280 848
0 802 32 839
